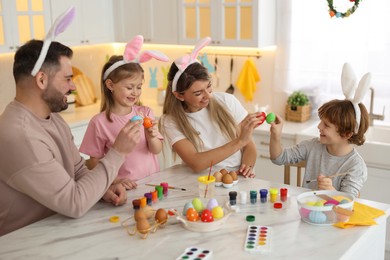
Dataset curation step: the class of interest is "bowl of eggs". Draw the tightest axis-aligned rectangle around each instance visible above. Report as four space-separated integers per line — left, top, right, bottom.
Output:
297 190 355 226
176 198 235 232
213 169 238 188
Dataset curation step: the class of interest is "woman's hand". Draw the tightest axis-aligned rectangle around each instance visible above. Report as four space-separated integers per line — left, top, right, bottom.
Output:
237 112 262 145
239 164 255 178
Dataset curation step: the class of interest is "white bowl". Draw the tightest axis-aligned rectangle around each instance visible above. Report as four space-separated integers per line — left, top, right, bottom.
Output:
297 190 354 226
222 183 234 188
176 202 234 232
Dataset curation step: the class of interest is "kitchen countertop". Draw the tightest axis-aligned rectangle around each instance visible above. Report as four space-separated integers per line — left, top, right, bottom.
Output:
0 164 388 259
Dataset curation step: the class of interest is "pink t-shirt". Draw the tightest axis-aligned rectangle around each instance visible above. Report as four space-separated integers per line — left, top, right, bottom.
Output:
80 106 162 181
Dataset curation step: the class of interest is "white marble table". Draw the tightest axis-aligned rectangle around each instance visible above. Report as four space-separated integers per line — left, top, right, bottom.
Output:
0 164 389 260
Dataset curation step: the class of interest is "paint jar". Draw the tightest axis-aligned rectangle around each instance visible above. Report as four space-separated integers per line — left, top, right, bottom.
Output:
139 197 147 208
155 186 163 200
151 190 158 203
160 182 169 197
260 189 268 203
132 199 140 211
240 191 247 204
250 190 257 204
269 188 278 203
144 192 152 206
280 188 288 202
229 191 238 205
197 176 216 199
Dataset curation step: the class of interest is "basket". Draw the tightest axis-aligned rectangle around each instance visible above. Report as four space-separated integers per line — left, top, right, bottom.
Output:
285 104 311 122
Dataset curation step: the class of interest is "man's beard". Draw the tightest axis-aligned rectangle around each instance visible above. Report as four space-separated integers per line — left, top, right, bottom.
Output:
42 83 69 113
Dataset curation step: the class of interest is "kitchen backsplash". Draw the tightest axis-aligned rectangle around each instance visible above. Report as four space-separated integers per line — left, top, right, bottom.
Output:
0 43 279 115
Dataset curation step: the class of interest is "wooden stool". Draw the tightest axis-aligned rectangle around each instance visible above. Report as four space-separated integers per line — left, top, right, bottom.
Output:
284 161 306 187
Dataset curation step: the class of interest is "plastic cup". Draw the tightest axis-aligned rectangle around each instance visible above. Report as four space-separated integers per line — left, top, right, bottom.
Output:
198 176 216 199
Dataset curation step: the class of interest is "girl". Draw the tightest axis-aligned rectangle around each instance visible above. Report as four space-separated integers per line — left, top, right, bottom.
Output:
159 37 261 177
80 35 169 189
269 63 370 197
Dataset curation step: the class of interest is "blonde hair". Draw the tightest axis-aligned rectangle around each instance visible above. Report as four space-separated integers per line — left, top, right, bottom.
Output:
159 62 238 152
100 55 144 122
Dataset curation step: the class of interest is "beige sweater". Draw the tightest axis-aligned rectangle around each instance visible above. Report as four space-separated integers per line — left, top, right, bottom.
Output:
0 101 124 236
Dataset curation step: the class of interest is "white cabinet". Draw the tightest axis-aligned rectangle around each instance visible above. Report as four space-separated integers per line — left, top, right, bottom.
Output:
0 0 51 52
253 131 295 184
177 0 275 47
113 0 178 44
50 0 114 46
69 121 89 159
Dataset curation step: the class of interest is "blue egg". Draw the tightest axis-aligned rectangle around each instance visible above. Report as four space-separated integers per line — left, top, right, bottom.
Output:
182 202 194 216
308 211 327 224
339 199 350 204
130 115 143 122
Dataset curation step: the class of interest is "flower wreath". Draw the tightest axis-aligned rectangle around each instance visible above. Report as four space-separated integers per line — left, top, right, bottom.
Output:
327 0 362 18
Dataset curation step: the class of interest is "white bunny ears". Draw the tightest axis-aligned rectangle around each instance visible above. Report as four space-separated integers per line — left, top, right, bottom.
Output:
341 63 372 133
172 37 212 92
31 6 76 76
103 35 169 80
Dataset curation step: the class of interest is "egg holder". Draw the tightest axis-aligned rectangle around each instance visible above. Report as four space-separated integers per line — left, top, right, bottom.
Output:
297 190 355 226
175 201 235 232
121 208 172 239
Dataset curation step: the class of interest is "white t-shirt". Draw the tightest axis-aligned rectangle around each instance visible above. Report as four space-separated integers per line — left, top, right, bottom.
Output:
162 92 248 171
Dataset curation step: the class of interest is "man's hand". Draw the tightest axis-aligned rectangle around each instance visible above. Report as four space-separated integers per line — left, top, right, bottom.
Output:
102 183 127 206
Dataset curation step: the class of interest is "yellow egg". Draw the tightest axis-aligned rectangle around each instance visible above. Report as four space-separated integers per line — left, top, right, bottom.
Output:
315 201 324 207
211 206 224 219
136 219 150 234
305 201 316 206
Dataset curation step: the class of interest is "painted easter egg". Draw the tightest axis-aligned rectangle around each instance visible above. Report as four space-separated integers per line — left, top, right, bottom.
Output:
257 111 266 125
300 207 311 219
192 198 205 213
183 202 195 216
309 211 327 224
206 198 218 211
186 208 199 222
143 117 153 128
212 206 224 219
266 112 276 124
130 115 143 122
201 209 214 222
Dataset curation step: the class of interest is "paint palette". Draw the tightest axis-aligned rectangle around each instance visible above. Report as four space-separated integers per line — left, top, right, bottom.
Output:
244 225 272 254
176 247 213 260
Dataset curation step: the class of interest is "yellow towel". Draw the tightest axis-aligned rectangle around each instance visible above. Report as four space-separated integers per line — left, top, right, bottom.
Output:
333 201 386 229
236 59 261 102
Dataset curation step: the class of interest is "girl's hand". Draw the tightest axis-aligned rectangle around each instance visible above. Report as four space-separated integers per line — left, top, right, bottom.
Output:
239 164 255 178
146 120 160 138
113 178 137 190
317 174 336 191
102 183 127 206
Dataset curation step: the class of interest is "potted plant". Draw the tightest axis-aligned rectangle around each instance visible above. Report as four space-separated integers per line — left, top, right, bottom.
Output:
285 91 311 122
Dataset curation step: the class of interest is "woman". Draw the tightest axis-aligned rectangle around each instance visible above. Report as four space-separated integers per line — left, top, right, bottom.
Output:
159 37 261 177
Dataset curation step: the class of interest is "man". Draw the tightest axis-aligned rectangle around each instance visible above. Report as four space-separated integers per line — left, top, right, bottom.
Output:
0 39 142 235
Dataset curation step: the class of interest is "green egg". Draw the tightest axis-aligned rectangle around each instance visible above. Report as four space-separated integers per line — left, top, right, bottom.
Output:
266 112 276 124
192 197 205 212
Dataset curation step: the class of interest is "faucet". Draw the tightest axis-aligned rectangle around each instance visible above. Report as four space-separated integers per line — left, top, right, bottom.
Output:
368 87 385 126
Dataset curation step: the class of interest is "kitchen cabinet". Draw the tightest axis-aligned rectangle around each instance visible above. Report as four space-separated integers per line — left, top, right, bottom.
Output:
113 0 178 44
178 0 275 47
253 131 296 184
50 0 114 46
0 0 51 53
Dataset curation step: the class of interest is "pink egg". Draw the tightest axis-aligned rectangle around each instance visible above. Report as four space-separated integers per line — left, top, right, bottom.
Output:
324 199 339 206
300 207 311 218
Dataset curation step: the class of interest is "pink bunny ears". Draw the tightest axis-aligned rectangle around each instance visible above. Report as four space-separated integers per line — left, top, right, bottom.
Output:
171 37 212 92
103 35 169 80
31 6 76 76
341 63 372 133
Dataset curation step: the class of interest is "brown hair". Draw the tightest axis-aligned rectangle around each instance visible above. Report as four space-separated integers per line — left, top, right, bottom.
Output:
318 99 369 146
159 62 237 152
100 55 144 122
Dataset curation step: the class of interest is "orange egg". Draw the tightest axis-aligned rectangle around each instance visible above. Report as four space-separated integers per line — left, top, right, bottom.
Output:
186 208 199 222
136 219 150 234
155 208 168 224
143 117 153 129
134 210 147 222
220 169 229 175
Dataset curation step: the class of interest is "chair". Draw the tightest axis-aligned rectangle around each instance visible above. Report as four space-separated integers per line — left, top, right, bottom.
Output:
284 161 306 187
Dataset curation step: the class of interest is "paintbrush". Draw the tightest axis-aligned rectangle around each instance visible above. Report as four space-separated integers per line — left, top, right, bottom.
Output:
306 172 349 184
145 184 188 191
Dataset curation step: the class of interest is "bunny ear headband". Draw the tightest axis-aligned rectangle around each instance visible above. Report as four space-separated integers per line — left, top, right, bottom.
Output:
103 35 169 80
31 6 76 76
171 37 212 92
341 63 372 134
